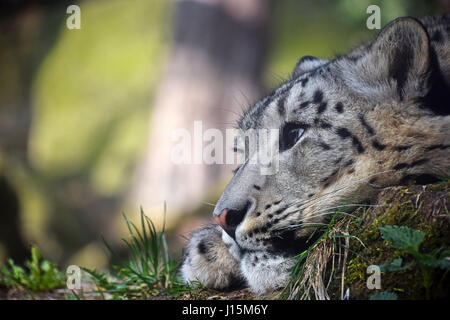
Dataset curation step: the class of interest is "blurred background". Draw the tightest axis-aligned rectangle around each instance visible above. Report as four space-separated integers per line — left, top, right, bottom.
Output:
0 0 448 269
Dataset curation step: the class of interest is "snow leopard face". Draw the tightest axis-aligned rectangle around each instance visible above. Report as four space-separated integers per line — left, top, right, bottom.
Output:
182 16 450 295
214 16 450 255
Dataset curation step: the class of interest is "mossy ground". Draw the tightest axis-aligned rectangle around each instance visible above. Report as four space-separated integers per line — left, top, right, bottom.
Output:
322 181 450 299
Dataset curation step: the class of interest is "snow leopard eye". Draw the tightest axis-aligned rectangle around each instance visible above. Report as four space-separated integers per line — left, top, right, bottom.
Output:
280 122 306 152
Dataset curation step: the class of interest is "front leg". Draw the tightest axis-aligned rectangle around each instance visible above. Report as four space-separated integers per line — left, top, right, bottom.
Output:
241 251 296 296
180 225 245 290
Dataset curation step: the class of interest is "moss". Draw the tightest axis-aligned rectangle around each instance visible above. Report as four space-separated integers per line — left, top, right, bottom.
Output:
321 182 450 300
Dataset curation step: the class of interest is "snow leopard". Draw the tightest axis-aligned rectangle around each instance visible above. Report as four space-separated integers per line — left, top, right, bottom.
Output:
180 16 450 296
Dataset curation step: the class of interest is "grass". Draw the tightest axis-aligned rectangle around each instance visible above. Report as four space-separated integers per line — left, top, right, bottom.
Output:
0 245 66 292
78 205 197 299
279 209 353 300
0 205 206 300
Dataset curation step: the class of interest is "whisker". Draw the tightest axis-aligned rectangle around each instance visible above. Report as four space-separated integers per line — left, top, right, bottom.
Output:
200 201 216 207
215 106 242 118
296 169 396 211
300 203 378 219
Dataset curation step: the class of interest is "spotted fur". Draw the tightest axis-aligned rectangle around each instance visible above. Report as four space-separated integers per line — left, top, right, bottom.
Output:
181 16 450 296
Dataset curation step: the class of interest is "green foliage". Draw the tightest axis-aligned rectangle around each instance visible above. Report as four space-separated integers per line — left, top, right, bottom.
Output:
379 225 450 299
369 291 398 300
82 207 193 299
379 225 450 269
0 246 65 292
379 225 425 255
379 258 412 272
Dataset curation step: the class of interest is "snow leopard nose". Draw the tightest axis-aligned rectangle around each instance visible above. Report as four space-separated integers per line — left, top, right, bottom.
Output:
214 201 250 239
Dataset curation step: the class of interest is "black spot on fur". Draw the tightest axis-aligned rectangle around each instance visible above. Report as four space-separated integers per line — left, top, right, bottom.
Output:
254 80 294 121
336 127 351 138
225 275 247 291
395 145 411 151
321 169 339 183
297 55 317 63
344 159 354 167
300 78 309 87
319 142 331 150
277 95 286 116
410 158 429 167
372 139 386 150
279 80 295 96
275 207 287 215
265 204 272 210
425 144 450 151
333 157 343 165
336 128 364 153
253 184 261 190
308 193 314 198
335 102 344 113
393 163 408 170
394 159 429 170
317 102 327 114
198 241 210 260
313 90 323 103
256 212 261 217
298 101 310 109
319 120 332 129
270 230 319 256
431 30 443 42
351 136 365 153
399 174 440 185
359 115 375 136
346 54 361 62
347 168 355 174
261 95 274 111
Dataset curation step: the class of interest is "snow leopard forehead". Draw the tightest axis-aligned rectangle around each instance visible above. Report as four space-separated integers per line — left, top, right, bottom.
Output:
237 63 335 132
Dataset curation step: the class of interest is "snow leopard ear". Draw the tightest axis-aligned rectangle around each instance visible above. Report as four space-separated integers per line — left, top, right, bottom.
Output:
343 17 431 101
293 55 328 78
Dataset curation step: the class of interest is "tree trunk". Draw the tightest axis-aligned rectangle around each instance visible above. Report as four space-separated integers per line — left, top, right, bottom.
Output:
131 0 270 225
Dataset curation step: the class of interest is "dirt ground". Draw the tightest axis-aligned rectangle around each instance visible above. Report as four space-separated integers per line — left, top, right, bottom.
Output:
0 282 257 300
